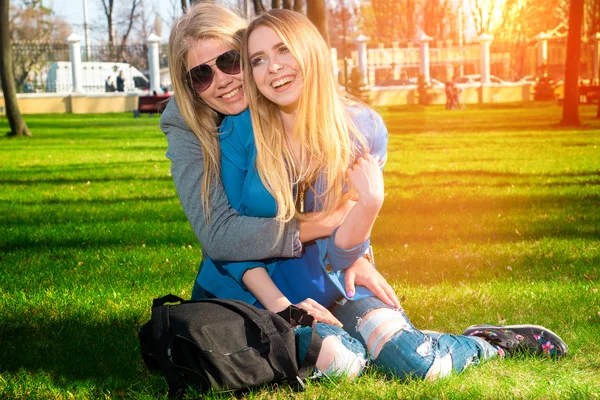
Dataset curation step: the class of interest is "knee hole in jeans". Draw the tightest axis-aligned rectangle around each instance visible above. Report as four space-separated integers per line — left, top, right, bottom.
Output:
316 336 365 379
358 308 408 360
315 336 339 372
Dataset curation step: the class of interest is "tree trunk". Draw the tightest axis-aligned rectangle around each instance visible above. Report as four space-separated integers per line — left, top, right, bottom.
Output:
272 0 281 8
283 0 293 9
560 0 584 126
294 0 303 12
108 0 115 47
253 0 266 14
306 0 329 46
0 0 31 137
181 0 187 13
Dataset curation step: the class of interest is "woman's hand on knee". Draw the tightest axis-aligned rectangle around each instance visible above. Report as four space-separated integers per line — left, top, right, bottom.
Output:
345 257 400 308
295 298 343 327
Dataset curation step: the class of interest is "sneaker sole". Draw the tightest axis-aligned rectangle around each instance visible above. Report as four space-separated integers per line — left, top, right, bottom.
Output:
462 324 568 356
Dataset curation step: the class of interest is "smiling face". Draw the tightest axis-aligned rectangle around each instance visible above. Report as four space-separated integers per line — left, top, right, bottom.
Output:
187 38 247 115
247 26 302 114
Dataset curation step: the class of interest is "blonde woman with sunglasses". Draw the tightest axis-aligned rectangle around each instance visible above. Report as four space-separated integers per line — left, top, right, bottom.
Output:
161 2 401 378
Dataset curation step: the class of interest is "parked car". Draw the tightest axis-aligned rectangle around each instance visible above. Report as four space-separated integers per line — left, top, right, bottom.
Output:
454 74 509 86
46 61 150 93
377 77 445 88
516 75 537 84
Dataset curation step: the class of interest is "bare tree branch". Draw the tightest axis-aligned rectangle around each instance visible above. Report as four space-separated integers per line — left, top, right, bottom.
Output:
120 0 143 47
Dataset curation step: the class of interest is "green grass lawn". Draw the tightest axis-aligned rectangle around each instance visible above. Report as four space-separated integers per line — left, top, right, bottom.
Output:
1 103 599 399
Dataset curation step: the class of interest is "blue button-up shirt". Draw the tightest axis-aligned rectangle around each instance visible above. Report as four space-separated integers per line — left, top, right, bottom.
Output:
197 106 388 308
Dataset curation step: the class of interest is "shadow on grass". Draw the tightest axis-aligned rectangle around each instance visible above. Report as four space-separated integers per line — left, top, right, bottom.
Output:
0 195 176 206
381 115 600 135
388 180 600 191
384 170 600 180
0 314 157 392
0 176 172 186
1 160 168 173
375 249 600 287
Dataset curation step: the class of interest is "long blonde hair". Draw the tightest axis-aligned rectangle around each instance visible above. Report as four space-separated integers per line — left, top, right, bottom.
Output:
242 9 367 228
168 3 246 217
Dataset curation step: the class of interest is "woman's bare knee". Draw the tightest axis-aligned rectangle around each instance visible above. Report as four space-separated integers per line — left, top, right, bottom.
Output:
315 335 365 379
358 308 408 359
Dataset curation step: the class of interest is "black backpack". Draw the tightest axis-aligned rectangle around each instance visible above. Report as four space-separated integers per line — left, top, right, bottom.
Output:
139 294 323 398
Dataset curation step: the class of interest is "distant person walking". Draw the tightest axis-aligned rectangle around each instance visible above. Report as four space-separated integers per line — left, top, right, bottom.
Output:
116 71 125 92
105 76 116 92
445 77 462 110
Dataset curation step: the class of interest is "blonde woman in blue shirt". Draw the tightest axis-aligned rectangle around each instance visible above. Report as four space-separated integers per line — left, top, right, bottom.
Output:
211 9 568 381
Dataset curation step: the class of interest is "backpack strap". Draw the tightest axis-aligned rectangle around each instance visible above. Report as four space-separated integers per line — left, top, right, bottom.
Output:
150 295 188 399
277 305 322 378
299 328 322 376
277 304 315 327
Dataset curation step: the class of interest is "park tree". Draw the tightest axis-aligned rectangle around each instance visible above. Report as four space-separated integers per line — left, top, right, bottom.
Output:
364 0 417 43
561 0 584 126
586 0 600 38
250 0 329 44
466 0 500 35
494 0 566 78
0 0 31 136
8 0 70 90
307 0 329 45
588 0 600 118
252 0 266 13
422 0 454 41
98 0 143 47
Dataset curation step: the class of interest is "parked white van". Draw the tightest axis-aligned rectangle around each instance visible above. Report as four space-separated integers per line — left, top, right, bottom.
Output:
46 62 149 93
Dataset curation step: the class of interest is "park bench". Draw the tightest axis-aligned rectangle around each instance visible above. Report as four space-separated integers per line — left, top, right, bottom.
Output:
134 94 171 117
578 85 600 104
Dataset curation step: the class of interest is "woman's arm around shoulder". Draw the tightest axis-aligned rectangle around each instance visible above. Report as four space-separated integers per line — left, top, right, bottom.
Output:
161 97 301 261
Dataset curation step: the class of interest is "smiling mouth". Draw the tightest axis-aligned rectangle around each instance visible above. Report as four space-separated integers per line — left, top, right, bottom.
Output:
271 76 293 89
221 87 241 99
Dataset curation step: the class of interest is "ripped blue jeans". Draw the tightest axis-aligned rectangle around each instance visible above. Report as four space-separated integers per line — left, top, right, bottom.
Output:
328 296 498 380
193 280 495 380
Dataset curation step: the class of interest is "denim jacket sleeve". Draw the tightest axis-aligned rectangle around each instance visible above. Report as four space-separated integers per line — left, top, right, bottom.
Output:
324 106 388 272
161 97 301 261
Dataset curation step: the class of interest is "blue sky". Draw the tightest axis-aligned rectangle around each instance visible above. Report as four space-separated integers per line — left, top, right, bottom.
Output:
49 0 237 43
50 0 181 43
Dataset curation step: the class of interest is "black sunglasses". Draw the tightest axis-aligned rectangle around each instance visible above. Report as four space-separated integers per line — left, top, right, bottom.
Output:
187 50 241 93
